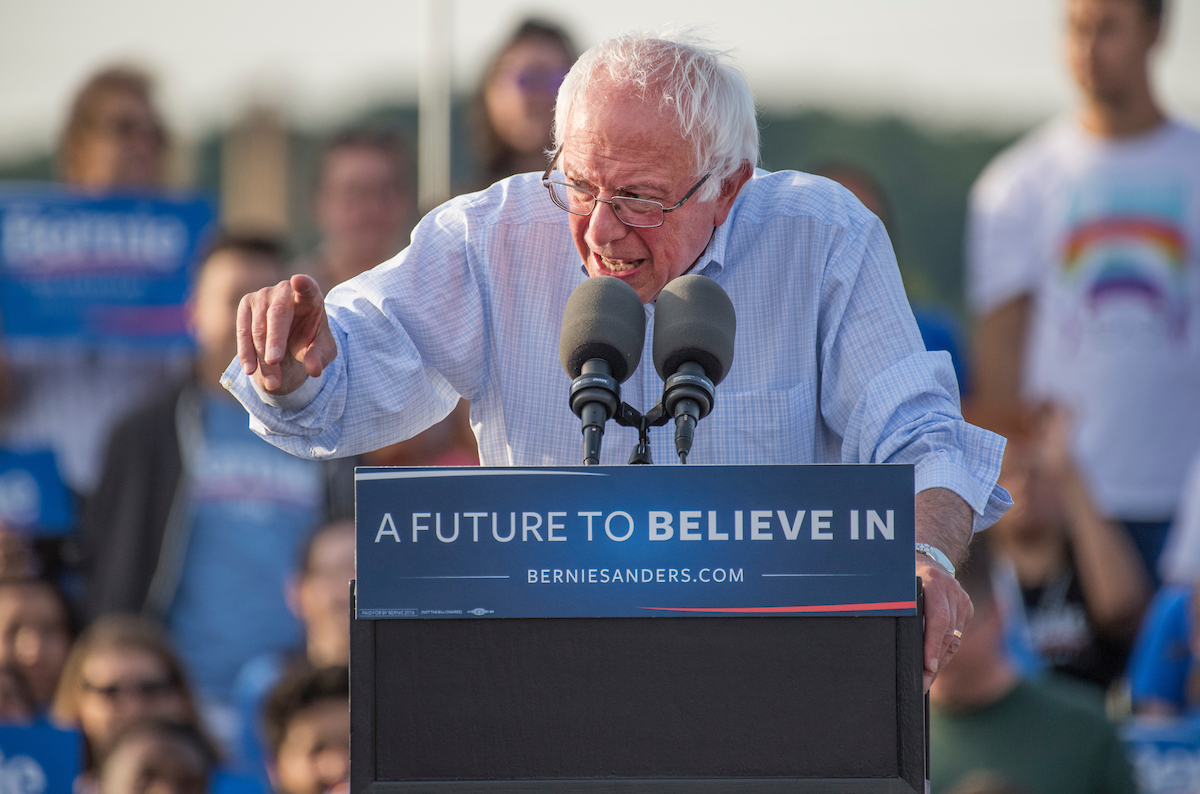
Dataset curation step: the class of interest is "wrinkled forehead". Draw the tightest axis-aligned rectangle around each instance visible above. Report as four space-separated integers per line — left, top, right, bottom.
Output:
566 74 674 126
560 83 695 181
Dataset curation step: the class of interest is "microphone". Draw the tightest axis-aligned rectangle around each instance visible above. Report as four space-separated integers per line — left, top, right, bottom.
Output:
652 275 736 464
559 277 646 465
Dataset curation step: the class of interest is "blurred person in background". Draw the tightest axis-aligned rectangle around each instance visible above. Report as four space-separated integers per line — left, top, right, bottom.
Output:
0 65 190 506
972 404 1149 693
0 523 40 580
472 18 577 187
305 130 413 294
0 663 38 723
0 577 73 712
1156 451 1200 586
261 666 349 794
51 615 200 775
83 235 355 752
231 519 354 781
929 540 1137 794
99 719 216 794
1126 579 1200 716
820 164 969 394
59 66 166 190
301 131 476 464
967 0 1200 585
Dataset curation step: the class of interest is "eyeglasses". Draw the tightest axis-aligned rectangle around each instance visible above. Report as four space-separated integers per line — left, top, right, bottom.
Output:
90 115 165 146
541 145 710 229
81 678 177 701
509 67 567 95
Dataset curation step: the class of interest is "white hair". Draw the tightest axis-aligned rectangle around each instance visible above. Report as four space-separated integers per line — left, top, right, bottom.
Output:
553 30 759 202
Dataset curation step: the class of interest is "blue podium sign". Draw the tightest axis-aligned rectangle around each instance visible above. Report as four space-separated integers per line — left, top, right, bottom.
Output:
355 465 916 620
0 185 215 349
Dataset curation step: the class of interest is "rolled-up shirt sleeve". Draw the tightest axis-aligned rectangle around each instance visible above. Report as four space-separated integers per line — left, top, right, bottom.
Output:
221 195 488 459
818 213 1011 532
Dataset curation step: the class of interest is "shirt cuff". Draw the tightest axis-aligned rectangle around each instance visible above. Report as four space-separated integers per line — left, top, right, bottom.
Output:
915 456 1014 534
219 357 327 413
248 367 327 411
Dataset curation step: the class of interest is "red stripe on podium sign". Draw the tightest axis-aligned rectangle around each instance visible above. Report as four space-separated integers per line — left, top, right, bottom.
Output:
638 600 917 614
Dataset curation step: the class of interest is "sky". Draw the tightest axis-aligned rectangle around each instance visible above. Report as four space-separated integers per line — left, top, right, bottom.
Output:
1 0 1198 161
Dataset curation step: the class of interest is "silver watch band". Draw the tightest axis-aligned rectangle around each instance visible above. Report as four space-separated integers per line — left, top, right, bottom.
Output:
915 543 956 577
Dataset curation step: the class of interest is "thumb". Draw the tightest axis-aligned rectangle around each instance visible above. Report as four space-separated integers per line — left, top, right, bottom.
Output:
302 328 337 378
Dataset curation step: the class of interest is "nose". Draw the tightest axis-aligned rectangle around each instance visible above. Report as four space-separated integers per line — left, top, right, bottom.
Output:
584 199 629 252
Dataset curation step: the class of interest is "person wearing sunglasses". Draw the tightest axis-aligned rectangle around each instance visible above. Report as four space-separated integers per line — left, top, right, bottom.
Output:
474 19 577 187
228 31 1010 692
50 615 199 769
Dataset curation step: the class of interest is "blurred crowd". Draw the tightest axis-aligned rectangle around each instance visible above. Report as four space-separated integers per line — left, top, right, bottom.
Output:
0 1 1198 793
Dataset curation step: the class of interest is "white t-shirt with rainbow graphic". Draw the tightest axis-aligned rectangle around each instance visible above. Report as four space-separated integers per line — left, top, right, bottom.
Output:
968 117 1200 520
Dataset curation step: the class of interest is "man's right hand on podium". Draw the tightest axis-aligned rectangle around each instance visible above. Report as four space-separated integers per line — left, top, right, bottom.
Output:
237 274 338 395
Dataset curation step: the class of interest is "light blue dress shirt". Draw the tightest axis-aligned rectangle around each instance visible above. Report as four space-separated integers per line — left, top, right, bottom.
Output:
222 170 1010 531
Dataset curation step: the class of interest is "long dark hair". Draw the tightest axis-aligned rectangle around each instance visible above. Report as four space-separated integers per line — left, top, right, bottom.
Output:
472 18 576 185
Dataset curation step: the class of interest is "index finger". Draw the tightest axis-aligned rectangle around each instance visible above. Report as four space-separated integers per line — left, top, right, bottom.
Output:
264 281 296 365
291 272 324 304
236 293 259 375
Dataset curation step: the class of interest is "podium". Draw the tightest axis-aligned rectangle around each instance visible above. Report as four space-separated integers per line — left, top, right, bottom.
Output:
350 466 928 792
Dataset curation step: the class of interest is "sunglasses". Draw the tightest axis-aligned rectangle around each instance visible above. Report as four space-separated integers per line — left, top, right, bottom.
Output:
81 678 177 700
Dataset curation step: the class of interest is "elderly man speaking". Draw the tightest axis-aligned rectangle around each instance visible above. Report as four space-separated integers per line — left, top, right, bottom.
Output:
225 32 1010 690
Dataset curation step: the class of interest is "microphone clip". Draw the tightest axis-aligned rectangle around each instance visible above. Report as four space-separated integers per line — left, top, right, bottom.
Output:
613 402 669 465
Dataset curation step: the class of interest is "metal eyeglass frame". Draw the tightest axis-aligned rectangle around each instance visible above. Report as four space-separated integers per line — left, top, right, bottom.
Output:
541 144 711 229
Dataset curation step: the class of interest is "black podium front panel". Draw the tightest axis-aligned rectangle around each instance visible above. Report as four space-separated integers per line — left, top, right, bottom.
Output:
351 586 925 793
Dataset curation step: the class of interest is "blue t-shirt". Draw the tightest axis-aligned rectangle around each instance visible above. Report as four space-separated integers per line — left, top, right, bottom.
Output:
167 396 323 702
1128 585 1193 711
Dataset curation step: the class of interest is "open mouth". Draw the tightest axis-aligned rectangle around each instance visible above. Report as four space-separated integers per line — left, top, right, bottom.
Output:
594 253 644 274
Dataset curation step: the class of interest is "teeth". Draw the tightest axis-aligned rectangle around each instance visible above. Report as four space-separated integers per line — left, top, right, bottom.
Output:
599 255 639 272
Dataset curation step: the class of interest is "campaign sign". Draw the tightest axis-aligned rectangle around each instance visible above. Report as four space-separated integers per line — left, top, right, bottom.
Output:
1123 717 1200 794
355 464 916 620
0 185 215 349
0 449 75 536
0 723 82 794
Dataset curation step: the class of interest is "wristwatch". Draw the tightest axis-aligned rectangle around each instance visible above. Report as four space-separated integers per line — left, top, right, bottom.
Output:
915 543 956 577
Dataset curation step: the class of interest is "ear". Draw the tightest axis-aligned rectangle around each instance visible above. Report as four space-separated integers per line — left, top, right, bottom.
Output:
712 160 754 227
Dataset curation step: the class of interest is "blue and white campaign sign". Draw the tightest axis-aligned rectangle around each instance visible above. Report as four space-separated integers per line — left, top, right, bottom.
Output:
0 449 75 535
0 724 82 794
355 465 916 620
1124 717 1200 794
0 184 215 349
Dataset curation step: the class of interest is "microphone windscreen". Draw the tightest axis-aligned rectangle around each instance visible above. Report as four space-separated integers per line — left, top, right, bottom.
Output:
559 277 647 383
653 275 736 384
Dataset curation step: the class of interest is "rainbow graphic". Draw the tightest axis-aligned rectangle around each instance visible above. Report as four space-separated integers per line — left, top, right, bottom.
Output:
1059 213 1190 338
